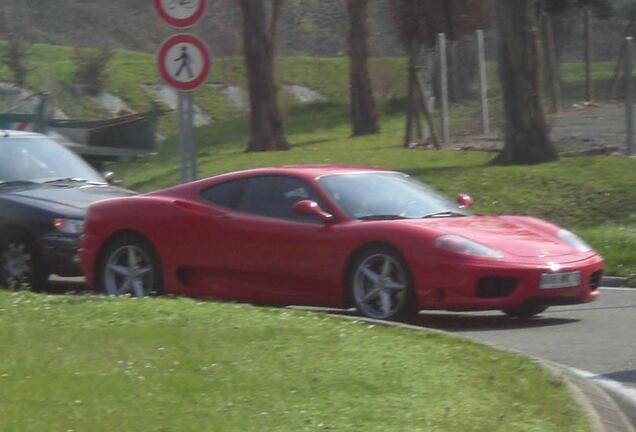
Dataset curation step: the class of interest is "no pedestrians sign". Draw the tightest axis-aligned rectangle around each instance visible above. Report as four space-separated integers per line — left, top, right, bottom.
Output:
153 0 207 29
157 34 211 91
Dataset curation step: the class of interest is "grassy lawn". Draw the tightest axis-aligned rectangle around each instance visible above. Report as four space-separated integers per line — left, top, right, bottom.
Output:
0 290 589 432
110 102 636 278
0 42 407 135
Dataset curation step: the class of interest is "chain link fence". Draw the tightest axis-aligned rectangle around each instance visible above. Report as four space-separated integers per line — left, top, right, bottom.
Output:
396 6 636 151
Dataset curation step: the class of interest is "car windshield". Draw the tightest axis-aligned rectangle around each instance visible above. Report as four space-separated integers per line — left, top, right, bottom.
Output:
0 137 105 184
318 172 471 220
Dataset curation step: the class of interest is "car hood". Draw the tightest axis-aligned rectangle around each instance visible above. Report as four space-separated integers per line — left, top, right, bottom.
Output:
406 215 574 258
3 183 135 214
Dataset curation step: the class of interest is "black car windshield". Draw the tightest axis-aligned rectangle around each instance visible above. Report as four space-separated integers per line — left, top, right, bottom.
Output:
318 172 471 220
0 137 104 184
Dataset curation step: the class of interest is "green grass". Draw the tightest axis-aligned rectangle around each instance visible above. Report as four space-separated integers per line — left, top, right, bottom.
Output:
0 290 589 432
0 42 407 135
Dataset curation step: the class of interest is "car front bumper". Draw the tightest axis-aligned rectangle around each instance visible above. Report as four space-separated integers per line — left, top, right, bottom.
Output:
40 233 83 277
414 254 604 311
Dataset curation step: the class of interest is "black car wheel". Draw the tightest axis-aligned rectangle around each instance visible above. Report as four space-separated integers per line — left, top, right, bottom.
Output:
502 304 549 319
349 245 416 322
0 228 48 291
99 234 163 297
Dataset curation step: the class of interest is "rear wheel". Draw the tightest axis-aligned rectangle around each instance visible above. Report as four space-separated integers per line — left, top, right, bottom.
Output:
502 304 548 319
0 228 48 291
349 245 416 322
99 234 163 297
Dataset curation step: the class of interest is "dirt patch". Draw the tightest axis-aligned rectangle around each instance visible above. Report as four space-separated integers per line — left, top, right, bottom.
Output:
450 103 631 155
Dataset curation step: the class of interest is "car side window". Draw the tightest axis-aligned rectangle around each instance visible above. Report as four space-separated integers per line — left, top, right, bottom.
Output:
200 178 247 210
240 176 327 223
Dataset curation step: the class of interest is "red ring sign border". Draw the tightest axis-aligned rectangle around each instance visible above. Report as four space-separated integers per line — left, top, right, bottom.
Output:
157 34 211 91
153 0 207 29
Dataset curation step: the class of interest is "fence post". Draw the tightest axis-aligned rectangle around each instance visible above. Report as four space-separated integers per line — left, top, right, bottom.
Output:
626 37 634 155
477 29 490 134
584 8 593 102
438 33 450 144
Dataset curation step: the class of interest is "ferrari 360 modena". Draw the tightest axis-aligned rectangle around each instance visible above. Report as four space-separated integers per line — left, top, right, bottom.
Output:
80 165 603 321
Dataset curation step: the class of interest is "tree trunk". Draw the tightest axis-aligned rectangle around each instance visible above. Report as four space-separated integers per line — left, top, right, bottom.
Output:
239 0 289 152
492 0 558 165
346 0 379 136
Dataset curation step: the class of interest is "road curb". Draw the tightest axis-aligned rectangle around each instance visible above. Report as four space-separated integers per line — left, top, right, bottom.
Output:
602 276 633 288
542 363 635 432
323 312 635 432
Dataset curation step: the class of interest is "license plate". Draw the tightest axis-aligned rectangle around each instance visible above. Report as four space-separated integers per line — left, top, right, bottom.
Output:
540 271 581 289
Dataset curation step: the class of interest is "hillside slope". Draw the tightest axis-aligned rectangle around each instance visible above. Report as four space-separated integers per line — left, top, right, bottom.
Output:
0 0 401 56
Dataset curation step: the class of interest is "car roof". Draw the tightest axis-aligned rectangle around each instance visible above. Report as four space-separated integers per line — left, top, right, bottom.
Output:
226 164 391 179
146 164 396 197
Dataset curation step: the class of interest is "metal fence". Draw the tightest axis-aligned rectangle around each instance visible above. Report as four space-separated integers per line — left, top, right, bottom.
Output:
404 7 636 153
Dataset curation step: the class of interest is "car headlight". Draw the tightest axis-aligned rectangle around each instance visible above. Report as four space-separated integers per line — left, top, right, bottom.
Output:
434 235 503 259
53 218 85 235
559 229 591 253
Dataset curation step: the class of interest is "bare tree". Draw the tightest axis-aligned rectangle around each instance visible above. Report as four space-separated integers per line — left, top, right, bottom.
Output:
238 0 289 152
2 37 32 88
389 0 439 148
72 47 114 96
346 0 379 136
493 0 558 165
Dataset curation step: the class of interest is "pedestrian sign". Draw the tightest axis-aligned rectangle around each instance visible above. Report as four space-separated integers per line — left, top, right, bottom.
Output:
157 34 211 91
153 0 207 29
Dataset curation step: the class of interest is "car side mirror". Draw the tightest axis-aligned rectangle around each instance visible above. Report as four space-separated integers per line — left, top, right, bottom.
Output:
293 200 335 223
103 171 121 185
456 193 474 209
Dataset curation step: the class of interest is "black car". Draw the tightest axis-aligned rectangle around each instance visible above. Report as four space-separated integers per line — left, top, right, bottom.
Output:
0 130 134 290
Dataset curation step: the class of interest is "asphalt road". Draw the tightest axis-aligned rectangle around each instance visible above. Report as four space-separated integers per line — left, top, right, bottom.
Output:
413 287 636 426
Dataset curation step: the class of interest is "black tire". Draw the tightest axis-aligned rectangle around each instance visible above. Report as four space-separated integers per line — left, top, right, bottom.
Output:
502 304 548 319
0 228 48 291
348 245 416 322
98 234 163 297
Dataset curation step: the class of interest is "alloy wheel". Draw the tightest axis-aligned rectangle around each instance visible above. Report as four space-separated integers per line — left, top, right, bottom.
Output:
103 245 155 297
352 253 408 320
1 241 35 289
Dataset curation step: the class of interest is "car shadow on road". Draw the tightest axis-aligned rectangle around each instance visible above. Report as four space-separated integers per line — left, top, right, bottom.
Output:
599 369 636 385
326 309 580 332
413 312 580 332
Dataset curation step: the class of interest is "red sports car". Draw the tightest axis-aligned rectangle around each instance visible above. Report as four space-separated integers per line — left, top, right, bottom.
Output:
80 165 603 321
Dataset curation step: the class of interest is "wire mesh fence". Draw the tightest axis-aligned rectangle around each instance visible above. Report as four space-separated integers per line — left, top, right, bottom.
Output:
399 6 636 150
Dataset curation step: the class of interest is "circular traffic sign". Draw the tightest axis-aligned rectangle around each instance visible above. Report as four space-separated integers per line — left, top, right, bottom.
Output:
157 34 211 91
153 0 207 29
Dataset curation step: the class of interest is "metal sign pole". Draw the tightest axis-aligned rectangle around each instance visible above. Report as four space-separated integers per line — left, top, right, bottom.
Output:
477 29 490 135
177 90 197 183
186 91 197 181
177 90 188 183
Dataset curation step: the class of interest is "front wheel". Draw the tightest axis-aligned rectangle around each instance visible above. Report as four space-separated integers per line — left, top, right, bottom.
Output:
99 234 163 297
349 245 416 322
0 228 48 291
502 304 548 319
